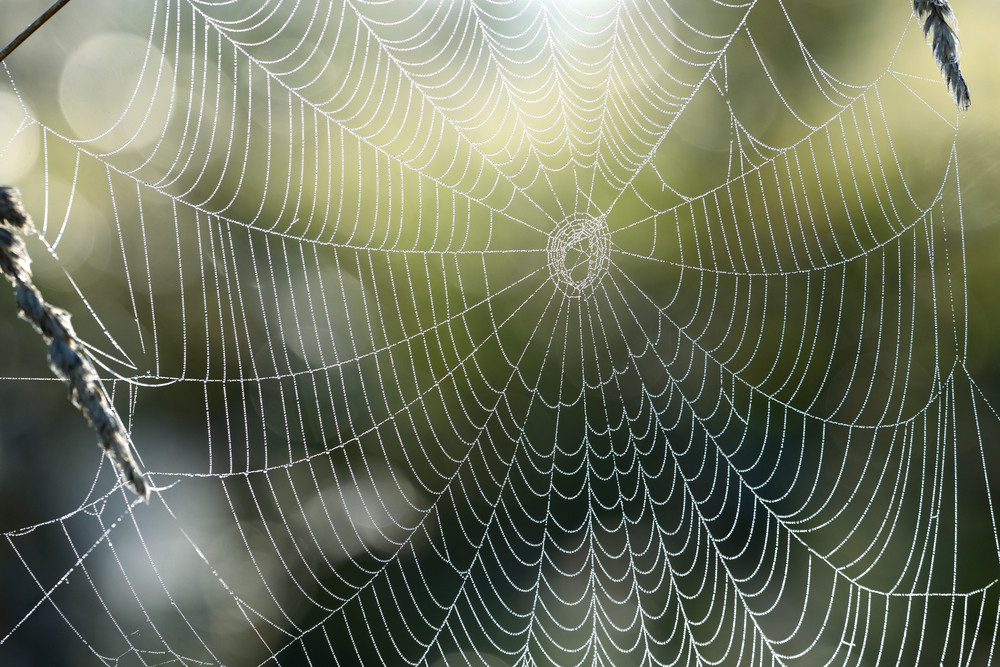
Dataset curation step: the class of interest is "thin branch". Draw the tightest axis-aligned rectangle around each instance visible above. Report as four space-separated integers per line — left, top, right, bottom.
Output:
914 0 971 110
0 0 73 64
0 186 149 500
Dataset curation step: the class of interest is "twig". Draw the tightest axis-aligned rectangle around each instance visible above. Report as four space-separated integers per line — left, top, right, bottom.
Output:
0 0 73 64
914 0 971 110
0 186 149 500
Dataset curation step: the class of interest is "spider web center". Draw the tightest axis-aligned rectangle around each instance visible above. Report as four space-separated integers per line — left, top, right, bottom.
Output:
547 214 611 299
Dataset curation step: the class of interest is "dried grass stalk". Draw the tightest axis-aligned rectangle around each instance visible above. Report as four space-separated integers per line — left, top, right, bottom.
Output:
914 0 971 110
0 186 149 500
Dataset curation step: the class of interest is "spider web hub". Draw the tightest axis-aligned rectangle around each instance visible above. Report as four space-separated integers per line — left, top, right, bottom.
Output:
546 214 611 299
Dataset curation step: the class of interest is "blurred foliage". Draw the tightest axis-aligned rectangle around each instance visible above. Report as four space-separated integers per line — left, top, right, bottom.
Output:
0 0 999 664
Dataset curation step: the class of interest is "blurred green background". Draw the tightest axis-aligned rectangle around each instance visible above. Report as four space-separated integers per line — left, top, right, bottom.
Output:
0 0 999 664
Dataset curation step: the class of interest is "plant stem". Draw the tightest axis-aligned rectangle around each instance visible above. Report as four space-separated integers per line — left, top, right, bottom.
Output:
0 186 150 500
0 0 73 64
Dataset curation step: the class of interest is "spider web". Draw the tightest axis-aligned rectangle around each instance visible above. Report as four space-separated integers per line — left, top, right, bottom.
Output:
1 0 998 665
